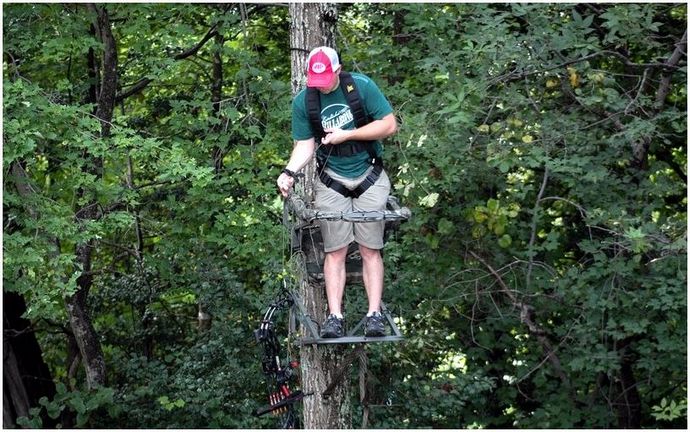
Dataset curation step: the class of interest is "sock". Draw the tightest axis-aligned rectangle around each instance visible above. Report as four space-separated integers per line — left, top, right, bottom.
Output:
333 313 343 319
367 311 380 317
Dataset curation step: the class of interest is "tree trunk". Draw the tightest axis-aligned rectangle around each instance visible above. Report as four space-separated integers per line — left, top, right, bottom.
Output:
66 3 119 389
388 8 410 86
3 291 57 428
211 31 225 175
89 4 118 137
615 339 642 428
289 3 352 429
289 3 338 96
3 341 30 428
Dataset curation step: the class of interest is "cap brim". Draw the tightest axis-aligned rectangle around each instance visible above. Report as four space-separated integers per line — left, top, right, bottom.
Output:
307 72 336 88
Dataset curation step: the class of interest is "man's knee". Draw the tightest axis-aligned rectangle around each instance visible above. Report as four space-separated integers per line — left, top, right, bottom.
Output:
325 246 348 263
358 244 382 261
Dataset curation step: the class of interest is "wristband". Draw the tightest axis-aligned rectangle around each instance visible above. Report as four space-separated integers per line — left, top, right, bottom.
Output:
281 168 296 178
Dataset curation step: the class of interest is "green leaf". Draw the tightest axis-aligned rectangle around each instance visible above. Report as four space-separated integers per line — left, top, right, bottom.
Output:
438 218 455 235
419 192 440 208
71 395 86 414
486 199 500 212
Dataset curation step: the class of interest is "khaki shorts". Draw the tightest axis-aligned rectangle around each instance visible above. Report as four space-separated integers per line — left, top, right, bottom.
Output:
315 167 391 252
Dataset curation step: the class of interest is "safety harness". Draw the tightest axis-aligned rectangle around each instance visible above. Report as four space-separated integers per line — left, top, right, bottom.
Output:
306 71 383 199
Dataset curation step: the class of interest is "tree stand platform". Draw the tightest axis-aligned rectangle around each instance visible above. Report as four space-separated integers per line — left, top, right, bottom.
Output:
288 290 404 346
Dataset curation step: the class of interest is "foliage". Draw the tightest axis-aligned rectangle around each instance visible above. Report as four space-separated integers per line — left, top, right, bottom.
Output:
341 3 686 429
4 2 686 429
652 398 687 422
16 383 117 428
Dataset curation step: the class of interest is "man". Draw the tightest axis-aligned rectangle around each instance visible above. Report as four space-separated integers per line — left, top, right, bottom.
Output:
277 46 397 338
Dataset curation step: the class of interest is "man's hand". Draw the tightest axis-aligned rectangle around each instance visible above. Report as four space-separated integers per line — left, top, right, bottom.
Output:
277 172 295 197
277 139 315 197
322 127 352 145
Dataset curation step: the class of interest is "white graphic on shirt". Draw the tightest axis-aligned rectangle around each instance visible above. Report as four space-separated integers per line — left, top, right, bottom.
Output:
321 104 354 130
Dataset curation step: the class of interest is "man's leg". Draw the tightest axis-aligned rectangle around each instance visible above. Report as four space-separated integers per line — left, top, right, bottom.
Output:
353 170 390 315
323 245 348 316
360 244 384 314
352 170 390 337
315 169 354 321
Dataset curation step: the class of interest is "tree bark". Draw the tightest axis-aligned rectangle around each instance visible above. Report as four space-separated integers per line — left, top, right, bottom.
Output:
3 292 57 428
289 3 352 429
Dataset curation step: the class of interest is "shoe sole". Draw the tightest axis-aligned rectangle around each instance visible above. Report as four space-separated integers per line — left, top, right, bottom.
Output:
364 330 385 337
320 330 343 338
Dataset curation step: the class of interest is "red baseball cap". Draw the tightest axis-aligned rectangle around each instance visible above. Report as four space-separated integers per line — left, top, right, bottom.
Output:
306 47 340 88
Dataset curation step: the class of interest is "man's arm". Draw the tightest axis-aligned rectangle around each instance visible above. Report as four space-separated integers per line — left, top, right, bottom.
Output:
277 138 315 197
321 113 397 145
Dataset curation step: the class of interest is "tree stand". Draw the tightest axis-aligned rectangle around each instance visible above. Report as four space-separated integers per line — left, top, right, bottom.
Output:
284 192 411 346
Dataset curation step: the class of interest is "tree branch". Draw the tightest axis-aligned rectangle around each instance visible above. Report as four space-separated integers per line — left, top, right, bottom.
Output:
469 250 570 387
114 24 218 102
116 78 152 101
173 24 219 60
655 29 687 108
114 4 271 102
526 166 549 289
490 49 682 89
633 29 686 169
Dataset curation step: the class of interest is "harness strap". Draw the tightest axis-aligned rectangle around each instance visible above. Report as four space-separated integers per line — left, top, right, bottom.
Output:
305 87 324 141
339 72 368 128
318 163 383 199
323 140 375 158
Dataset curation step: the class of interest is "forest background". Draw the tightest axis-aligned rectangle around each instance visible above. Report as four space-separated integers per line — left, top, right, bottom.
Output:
3 2 687 429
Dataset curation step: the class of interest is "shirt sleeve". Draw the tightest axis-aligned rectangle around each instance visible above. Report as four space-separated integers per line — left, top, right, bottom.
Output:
291 91 314 141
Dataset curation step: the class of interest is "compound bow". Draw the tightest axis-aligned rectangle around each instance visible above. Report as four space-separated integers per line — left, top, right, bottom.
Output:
253 284 308 428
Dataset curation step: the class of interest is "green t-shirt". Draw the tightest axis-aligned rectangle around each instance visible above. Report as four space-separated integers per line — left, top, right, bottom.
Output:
291 72 393 178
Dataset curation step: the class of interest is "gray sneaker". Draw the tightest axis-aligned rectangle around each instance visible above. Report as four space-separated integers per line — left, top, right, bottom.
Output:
364 311 386 337
320 314 344 338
